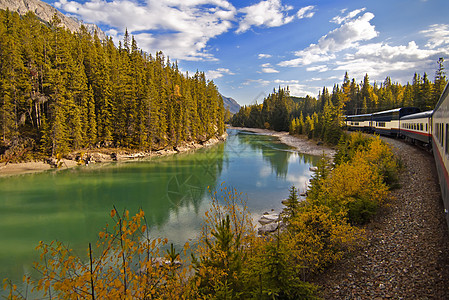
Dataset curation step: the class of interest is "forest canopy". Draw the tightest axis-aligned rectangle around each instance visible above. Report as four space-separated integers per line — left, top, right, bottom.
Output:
0 9 225 159
231 62 447 145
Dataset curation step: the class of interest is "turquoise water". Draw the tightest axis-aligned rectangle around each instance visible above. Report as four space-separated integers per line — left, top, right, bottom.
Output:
0 129 318 284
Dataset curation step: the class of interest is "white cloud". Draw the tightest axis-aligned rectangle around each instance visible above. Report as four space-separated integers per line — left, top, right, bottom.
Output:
242 79 271 86
306 77 323 82
260 63 279 73
206 68 235 79
331 8 366 24
55 0 236 61
258 53 272 59
347 41 437 62
335 41 442 78
421 24 449 49
279 11 378 67
297 5 315 19
273 79 299 84
236 0 295 34
271 80 318 97
306 65 329 72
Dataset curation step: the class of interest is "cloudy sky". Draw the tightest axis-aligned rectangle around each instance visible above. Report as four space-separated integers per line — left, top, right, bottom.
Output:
43 0 449 105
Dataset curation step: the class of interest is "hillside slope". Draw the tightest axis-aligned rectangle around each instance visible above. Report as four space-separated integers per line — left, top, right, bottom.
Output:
221 94 241 114
0 0 105 39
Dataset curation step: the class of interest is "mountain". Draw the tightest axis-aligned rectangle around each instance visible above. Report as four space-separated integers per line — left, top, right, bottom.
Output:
0 0 106 39
221 94 241 114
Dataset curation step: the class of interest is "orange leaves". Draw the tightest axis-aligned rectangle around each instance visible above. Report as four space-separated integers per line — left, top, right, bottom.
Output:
4 208 190 299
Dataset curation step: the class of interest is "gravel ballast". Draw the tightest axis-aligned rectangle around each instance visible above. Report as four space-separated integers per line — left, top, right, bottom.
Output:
311 137 449 299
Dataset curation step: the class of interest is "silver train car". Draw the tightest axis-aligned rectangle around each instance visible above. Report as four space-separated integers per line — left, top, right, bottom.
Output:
345 114 372 132
400 110 433 145
371 107 420 136
432 83 449 226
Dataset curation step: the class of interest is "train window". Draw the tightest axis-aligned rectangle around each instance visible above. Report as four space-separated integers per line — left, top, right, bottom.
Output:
437 123 440 142
444 123 449 154
426 123 428 132
420 124 423 131
436 123 438 141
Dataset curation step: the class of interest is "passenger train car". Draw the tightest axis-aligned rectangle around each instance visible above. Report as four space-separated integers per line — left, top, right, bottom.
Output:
400 110 433 145
344 83 449 227
371 107 420 136
432 84 449 226
345 114 372 132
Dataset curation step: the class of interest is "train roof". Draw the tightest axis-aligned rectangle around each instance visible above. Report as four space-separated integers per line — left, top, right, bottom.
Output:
371 107 420 116
401 110 434 120
345 113 372 119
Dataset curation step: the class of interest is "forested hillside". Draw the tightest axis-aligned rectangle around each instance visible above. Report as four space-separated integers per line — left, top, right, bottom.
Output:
0 10 225 160
231 62 447 144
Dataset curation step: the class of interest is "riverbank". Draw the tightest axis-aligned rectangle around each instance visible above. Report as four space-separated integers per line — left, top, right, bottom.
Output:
0 133 227 178
228 126 336 157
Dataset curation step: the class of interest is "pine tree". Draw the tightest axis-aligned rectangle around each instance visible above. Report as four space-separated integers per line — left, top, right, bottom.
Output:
283 186 300 221
0 10 229 157
434 57 447 103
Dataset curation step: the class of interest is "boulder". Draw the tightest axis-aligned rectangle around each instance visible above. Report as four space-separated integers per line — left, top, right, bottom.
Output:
258 213 279 225
258 222 279 235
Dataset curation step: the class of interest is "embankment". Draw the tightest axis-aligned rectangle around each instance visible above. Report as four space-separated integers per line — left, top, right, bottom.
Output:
0 133 227 177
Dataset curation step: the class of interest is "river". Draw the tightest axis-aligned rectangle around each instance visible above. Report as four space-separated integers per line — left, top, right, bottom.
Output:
0 128 318 285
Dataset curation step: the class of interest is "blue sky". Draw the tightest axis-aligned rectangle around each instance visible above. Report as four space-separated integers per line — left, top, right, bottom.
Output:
43 0 449 106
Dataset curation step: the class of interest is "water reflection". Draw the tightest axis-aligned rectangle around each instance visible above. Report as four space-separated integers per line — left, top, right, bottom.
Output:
0 129 318 285
235 130 316 178
0 144 226 283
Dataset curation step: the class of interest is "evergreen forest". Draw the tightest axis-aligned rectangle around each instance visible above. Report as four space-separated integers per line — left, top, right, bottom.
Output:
0 10 225 160
231 61 447 145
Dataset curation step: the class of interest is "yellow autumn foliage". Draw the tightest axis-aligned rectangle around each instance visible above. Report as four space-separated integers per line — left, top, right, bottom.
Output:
309 133 396 225
318 154 388 209
191 184 257 298
7 209 190 299
4 133 399 299
286 205 363 275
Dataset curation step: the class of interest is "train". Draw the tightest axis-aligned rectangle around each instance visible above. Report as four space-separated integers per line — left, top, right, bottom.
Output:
344 83 449 228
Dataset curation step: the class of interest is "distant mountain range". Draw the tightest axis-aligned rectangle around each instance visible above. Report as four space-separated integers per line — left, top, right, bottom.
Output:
0 0 106 39
220 94 241 114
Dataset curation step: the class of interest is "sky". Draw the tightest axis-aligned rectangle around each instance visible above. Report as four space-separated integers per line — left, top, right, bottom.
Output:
42 0 449 106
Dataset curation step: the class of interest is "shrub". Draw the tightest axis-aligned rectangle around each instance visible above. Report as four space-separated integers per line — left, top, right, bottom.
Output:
190 184 256 299
4 209 190 299
285 205 363 276
310 154 389 225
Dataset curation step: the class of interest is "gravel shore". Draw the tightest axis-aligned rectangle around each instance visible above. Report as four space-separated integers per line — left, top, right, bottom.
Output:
228 126 336 157
0 134 227 178
312 137 449 299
